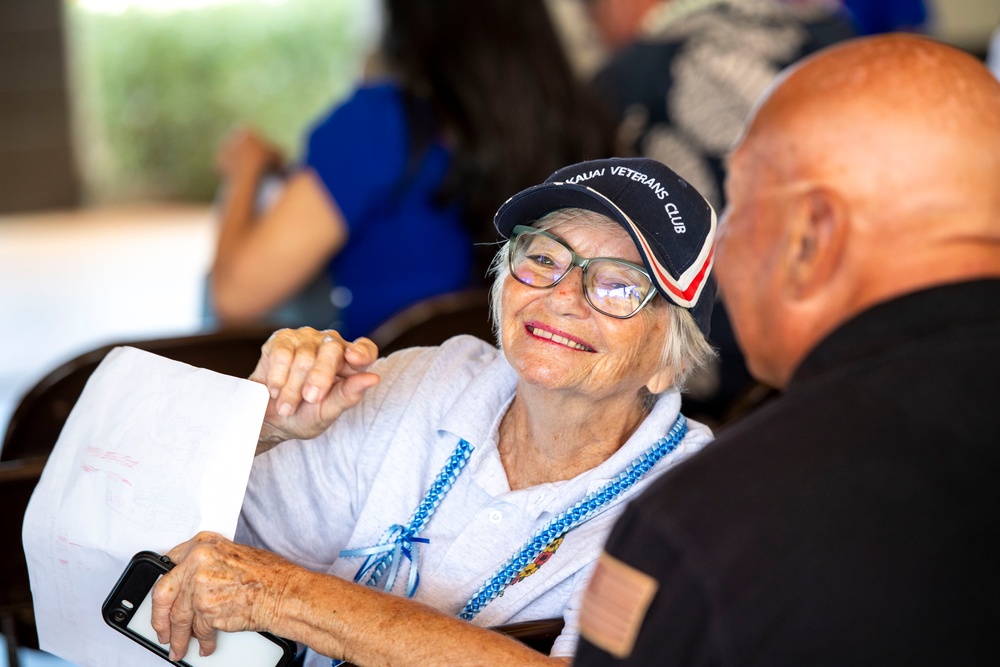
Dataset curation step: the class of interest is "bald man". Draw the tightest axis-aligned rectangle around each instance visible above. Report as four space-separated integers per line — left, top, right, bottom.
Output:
573 34 1000 665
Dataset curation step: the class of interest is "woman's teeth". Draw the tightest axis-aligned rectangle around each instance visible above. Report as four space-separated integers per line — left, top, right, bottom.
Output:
527 326 593 351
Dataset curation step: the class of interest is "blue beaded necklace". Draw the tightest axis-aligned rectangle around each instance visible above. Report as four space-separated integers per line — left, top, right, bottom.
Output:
339 439 474 596
460 413 687 619
339 413 688 616
332 414 688 665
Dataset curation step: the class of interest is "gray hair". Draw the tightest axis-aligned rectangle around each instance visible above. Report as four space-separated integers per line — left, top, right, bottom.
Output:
488 208 717 399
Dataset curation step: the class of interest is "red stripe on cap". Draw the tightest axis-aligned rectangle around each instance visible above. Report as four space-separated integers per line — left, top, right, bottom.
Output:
677 244 714 301
631 227 714 306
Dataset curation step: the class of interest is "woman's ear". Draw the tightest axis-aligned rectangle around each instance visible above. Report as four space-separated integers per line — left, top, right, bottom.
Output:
786 186 850 300
645 365 674 396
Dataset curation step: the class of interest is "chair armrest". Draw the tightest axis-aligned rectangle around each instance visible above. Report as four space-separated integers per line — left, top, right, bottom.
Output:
490 617 565 654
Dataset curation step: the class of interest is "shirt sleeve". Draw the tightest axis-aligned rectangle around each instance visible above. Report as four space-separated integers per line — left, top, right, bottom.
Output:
572 508 724 666
234 345 436 571
301 82 409 234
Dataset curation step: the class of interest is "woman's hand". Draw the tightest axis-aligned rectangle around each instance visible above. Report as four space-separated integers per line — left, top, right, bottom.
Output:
216 127 285 181
251 327 381 446
150 531 568 667
150 532 293 662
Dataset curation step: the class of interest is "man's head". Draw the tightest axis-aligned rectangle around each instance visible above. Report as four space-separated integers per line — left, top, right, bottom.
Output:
717 34 1000 389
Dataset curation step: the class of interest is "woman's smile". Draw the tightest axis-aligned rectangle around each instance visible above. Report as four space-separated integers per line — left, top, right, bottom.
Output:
525 322 597 352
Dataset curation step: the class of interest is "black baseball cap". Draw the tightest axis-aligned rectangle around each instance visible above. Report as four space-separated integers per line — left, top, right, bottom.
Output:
494 157 717 336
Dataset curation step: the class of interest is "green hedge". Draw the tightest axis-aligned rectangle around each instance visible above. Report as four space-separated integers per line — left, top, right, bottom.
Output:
69 0 375 202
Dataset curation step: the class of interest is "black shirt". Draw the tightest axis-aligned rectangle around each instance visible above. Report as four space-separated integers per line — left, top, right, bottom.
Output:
575 280 1000 666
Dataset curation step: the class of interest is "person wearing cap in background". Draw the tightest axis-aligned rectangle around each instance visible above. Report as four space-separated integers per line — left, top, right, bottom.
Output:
141 157 719 666
574 34 1000 665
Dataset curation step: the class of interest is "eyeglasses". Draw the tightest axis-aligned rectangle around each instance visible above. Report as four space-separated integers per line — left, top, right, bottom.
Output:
508 225 657 319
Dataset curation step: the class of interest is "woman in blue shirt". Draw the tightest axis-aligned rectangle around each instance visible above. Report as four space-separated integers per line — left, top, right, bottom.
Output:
208 0 617 339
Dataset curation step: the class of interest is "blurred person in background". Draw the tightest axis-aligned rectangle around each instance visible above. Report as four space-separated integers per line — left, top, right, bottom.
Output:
583 0 854 426
206 0 617 339
838 0 928 35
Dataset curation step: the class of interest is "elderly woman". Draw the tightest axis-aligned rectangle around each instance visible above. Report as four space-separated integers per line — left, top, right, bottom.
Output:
150 157 717 666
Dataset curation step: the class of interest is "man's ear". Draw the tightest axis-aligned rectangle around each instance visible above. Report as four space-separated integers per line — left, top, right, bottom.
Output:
786 187 849 299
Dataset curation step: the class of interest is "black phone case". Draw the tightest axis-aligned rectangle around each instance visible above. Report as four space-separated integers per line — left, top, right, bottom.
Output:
102 550 298 667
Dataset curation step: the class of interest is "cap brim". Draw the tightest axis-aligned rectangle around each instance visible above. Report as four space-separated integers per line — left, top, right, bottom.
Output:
494 182 632 239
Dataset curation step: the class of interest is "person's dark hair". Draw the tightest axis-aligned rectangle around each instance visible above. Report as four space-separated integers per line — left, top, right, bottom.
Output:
381 0 618 261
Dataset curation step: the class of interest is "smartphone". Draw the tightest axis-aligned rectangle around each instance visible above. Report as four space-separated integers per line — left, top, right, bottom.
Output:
102 551 297 667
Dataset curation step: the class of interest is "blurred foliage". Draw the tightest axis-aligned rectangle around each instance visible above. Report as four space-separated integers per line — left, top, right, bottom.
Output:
68 0 376 202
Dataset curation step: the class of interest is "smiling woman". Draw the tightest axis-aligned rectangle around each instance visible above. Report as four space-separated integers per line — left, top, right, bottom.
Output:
142 157 719 667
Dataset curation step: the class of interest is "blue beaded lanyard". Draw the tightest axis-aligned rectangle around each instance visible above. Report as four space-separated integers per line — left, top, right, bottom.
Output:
459 413 687 619
339 438 474 597
332 413 687 665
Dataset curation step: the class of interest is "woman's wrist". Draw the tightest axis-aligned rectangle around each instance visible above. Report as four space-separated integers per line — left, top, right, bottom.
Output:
256 422 288 456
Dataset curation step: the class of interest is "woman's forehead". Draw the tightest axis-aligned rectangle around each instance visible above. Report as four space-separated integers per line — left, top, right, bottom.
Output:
544 211 640 261
536 207 617 230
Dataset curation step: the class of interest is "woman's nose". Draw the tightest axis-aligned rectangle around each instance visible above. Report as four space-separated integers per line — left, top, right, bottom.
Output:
547 267 590 316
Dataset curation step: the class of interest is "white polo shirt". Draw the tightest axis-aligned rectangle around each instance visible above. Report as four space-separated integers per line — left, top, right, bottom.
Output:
236 335 712 663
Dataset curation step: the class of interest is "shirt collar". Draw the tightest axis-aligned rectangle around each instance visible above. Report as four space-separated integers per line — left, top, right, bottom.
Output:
790 279 1000 390
437 349 519 450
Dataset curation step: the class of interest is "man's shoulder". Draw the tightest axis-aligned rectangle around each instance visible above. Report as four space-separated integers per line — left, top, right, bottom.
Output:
624 389 834 527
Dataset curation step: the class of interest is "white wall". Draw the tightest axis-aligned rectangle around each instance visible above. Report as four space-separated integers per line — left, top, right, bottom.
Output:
928 0 1000 55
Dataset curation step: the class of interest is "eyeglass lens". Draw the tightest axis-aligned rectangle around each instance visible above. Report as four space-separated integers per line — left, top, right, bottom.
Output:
510 231 652 318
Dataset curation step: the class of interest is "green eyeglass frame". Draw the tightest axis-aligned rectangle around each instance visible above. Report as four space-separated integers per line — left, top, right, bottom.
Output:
508 224 658 319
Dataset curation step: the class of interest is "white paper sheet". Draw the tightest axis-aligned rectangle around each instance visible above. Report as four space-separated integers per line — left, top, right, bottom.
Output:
22 346 270 667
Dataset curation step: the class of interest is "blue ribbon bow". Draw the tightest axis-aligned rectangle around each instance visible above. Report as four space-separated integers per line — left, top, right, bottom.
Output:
340 524 431 596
